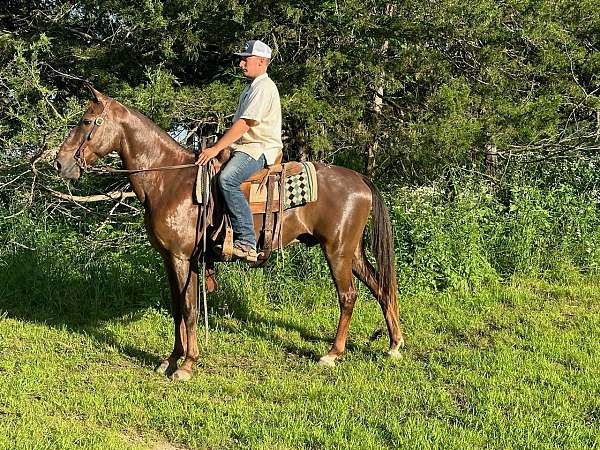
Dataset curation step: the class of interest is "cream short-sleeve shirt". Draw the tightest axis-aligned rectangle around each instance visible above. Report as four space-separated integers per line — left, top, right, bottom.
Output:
230 73 283 165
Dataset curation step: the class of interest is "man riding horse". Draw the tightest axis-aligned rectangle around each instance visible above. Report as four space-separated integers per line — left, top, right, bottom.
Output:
54 40 403 379
196 40 282 263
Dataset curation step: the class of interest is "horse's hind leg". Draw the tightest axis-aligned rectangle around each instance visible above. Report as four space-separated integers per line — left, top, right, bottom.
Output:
352 243 404 354
319 243 357 367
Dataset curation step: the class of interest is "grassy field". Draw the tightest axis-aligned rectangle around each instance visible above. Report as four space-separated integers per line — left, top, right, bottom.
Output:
1 241 600 449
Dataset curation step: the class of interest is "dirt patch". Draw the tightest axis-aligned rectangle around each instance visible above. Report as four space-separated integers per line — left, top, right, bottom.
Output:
152 442 190 450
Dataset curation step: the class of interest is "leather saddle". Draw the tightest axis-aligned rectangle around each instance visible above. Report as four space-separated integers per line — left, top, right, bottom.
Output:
240 160 304 214
210 152 302 265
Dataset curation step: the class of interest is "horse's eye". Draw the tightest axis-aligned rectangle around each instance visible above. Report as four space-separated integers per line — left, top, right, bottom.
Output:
82 119 92 125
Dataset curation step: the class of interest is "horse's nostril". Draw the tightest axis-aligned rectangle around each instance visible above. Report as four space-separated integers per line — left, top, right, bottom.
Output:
54 160 62 172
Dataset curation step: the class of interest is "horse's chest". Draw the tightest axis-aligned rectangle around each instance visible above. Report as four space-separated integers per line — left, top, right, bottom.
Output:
144 205 197 254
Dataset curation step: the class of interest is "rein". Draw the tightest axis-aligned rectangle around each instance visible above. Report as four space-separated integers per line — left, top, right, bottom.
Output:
198 158 212 347
84 163 198 175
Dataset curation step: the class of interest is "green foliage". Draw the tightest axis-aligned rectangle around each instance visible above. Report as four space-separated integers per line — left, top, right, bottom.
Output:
391 182 500 292
390 178 600 293
0 33 76 158
2 210 600 448
496 183 600 276
124 66 180 130
1 0 599 181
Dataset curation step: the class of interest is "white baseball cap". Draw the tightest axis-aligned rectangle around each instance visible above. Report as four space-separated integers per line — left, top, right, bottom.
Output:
234 40 272 58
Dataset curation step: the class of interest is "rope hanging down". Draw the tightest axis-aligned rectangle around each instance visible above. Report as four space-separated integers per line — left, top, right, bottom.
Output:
197 138 212 347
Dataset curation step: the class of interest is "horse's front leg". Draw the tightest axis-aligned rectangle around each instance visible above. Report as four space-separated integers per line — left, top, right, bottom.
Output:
156 255 187 376
171 262 200 381
156 254 199 381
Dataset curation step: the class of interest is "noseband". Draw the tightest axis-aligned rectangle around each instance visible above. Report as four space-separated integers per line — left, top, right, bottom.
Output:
74 99 113 170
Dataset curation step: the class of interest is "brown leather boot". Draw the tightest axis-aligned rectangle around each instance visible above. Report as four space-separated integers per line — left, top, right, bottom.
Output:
231 243 258 262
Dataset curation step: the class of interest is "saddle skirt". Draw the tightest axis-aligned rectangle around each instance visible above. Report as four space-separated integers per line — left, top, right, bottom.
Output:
241 161 318 214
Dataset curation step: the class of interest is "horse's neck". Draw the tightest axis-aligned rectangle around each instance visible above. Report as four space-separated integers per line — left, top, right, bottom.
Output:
118 109 194 204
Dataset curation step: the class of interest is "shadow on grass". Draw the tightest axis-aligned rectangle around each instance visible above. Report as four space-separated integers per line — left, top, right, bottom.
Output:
207 274 332 361
1 245 333 366
0 245 166 366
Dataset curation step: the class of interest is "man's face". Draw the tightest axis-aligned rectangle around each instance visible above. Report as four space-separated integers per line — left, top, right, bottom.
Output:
239 55 265 78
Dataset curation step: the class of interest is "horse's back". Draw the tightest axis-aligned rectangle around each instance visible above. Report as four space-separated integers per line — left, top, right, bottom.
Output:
280 163 373 246
313 162 372 206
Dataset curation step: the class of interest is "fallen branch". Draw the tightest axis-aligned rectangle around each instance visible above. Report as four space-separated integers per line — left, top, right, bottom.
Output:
0 170 30 189
43 187 137 203
8 239 35 251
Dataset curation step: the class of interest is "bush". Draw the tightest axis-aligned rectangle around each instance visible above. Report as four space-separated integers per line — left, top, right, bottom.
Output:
390 181 499 293
388 178 600 294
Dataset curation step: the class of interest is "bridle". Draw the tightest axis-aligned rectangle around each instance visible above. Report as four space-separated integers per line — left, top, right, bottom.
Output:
70 98 198 174
73 99 113 171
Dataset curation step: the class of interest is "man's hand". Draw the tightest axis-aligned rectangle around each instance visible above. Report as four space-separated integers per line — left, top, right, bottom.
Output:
195 118 251 166
196 146 221 166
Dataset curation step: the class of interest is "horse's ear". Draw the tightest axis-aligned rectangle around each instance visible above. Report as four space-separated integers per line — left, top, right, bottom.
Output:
85 83 103 103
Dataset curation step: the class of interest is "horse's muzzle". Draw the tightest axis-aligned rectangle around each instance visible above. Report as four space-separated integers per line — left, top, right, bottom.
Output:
54 153 81 180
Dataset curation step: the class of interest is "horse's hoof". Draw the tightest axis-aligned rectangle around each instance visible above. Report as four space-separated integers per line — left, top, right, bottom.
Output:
155 360 176 376
170 368 193 382
387 349 402 359
318 355 337 367
155 360 169 374
398 334 406 348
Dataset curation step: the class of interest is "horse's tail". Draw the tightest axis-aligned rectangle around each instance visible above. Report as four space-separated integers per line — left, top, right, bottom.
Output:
361 176 397 307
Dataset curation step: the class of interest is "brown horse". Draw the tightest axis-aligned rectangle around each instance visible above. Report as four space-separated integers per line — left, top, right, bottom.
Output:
55 87 404 381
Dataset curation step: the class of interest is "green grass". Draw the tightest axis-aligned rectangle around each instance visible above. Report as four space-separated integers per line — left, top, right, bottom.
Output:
1 243 600 449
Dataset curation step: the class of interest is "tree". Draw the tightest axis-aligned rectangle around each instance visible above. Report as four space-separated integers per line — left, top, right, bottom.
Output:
0 0 598 186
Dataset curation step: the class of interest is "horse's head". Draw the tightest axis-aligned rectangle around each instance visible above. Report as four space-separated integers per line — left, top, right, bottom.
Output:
55 85 122 180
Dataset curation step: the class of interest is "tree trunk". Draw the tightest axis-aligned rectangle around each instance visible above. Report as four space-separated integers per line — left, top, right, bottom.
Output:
296 125 309 162
365 85 385 176
365 3 394 177
485 143 497 179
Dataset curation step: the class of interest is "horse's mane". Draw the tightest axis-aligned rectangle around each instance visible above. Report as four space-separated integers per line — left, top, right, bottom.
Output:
121 102 194 159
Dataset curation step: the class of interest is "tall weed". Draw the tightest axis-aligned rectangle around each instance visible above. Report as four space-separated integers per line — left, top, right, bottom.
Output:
390 181 499 293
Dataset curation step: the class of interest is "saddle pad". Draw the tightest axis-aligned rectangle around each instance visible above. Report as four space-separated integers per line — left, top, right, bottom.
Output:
283 161 318 208
247 161 318 214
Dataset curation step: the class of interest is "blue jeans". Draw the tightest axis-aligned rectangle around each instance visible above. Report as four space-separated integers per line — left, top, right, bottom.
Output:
218 151 266 249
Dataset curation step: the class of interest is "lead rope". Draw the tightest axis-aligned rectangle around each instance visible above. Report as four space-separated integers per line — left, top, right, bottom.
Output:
198 138 211 347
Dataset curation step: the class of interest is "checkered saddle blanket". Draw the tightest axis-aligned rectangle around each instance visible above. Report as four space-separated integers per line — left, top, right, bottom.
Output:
244 161 318 214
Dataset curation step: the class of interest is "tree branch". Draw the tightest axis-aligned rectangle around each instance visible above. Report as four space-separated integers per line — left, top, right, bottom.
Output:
43 187 138 203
